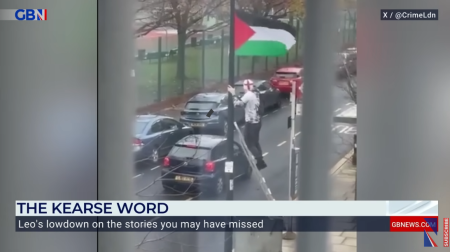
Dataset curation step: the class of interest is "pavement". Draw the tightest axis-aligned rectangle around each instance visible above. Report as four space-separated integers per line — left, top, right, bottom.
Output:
132 82 356 252
282 151 357 252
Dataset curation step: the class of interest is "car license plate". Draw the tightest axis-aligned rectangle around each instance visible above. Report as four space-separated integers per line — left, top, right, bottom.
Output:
279 81 289 85
175 176 194 182
191 123 205 127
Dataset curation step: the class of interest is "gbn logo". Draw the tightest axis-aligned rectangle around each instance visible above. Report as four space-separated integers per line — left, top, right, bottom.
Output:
15 9 47 20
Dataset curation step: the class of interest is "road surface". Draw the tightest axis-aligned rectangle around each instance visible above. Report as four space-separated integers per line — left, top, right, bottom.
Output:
132 84 355 252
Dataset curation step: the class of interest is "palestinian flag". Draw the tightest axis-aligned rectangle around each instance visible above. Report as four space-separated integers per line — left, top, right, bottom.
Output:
235 10 297 57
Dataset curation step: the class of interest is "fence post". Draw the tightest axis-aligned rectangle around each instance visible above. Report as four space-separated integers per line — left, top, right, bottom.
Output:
157 37 162 102
342 14 347 45
236 57 240 77
251 56 255 74
220 29 224 82
295 19 300 60
346 13 351 44
180 48 185 95
201 31 206 87
265 57 268 71
353 13 356 42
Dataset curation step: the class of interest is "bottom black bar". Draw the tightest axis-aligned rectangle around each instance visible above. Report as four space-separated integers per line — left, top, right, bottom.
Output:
16 216 391 232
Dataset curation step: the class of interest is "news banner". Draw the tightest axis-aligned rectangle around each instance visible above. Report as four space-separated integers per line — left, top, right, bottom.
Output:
15 201 445 238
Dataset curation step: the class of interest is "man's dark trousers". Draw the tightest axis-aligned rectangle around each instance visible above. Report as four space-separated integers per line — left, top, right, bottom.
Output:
244 121 263 159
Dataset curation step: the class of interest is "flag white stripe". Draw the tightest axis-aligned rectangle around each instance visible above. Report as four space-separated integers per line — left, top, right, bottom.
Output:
248 26 296 49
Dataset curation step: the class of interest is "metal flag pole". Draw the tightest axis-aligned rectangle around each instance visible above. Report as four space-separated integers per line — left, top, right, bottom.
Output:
225 0 236 250
284 80 299 240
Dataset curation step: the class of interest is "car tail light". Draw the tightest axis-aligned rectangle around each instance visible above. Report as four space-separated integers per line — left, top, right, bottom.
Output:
163 157 170 167
205 162 215 172
133 138 143 146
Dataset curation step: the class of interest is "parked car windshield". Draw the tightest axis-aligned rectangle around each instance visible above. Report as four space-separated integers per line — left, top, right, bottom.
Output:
185 102 218 110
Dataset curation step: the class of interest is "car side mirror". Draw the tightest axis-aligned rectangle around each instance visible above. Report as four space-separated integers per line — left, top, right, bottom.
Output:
177 124 183 129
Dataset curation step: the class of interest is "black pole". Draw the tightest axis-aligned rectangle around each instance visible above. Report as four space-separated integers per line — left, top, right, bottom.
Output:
295 19 300 60
157 37 162 102
236 57 240 77
251 56 255 74
225 0 235 251
201 31 206 87
220 29 224 81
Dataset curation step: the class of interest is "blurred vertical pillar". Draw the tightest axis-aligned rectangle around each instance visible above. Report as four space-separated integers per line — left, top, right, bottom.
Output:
98 0 134 251
297 0 337 251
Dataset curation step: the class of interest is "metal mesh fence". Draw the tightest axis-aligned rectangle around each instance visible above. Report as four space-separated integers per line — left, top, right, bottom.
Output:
134 13 356 107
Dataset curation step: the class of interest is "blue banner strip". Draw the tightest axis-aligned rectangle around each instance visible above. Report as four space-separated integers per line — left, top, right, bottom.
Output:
16 216 391 232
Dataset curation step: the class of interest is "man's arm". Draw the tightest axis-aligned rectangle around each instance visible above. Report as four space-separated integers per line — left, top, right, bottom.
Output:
234 92 250 106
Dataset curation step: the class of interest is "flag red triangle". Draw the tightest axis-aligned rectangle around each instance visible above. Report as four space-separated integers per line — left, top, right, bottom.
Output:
234 14 255 50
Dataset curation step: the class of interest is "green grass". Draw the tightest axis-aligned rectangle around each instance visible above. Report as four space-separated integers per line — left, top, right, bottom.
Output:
135 43 303 106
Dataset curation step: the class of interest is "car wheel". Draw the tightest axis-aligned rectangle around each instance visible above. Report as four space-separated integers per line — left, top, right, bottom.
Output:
149 147 159 163
275 96 282 108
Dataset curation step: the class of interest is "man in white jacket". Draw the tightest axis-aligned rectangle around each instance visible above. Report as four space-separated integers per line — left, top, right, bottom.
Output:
228 80 267 169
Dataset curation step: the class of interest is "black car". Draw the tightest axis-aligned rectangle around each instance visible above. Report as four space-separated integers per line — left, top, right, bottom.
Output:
179 93 245 135
133 115 194 165
161 135 252 195
234 79 282 110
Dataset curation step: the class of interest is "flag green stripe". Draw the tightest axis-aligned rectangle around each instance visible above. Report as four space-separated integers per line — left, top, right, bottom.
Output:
236 40 288 56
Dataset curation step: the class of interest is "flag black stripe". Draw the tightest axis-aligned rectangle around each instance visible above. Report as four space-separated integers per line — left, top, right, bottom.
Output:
235 10 297 38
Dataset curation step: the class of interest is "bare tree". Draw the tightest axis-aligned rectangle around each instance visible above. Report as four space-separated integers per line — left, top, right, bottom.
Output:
236 0 290 19
339 0 357 10
136 0 228 79
135 0 176 37
341 62 356 104
343 76 356 104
